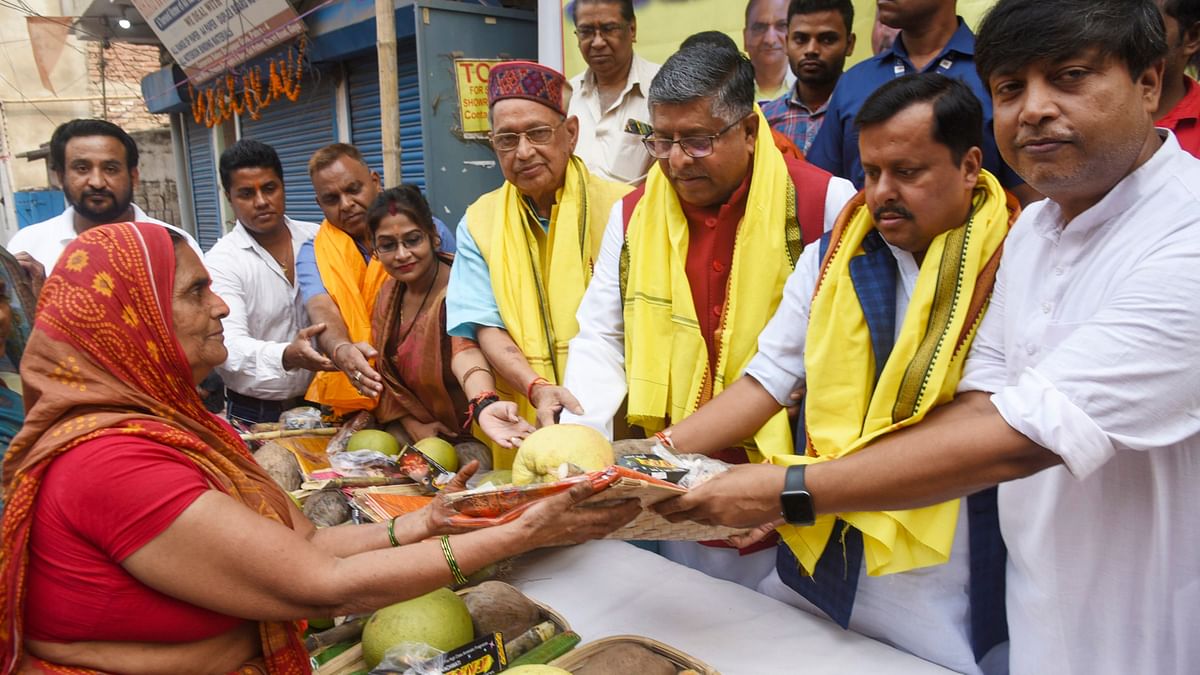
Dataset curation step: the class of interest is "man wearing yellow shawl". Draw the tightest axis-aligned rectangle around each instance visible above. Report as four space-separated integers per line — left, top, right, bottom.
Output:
559 45 855 587
445 61 632 469
296 143 459 416
655 74 1018 673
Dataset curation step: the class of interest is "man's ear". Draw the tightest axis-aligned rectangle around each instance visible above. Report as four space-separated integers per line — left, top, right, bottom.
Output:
129 166 140 191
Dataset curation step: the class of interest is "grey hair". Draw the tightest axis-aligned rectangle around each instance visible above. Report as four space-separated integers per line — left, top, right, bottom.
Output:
648 45 756 124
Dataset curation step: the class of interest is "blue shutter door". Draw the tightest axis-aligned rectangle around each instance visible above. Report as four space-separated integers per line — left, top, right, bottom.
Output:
347 43 424 189
186 117 222 251
240 69 338 223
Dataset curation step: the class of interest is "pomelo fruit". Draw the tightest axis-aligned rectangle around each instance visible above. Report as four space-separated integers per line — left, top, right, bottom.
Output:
346 429 401 456
512 424 614 485
361 588 473 668
414 436 458 472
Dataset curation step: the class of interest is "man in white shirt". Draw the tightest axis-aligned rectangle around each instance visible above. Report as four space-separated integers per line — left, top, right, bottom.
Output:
656 1 1200 673
566 0 660 184
559 45 854 586
8 119 199 281
651 73 1016 674
745 0 796 102
205 139 331 425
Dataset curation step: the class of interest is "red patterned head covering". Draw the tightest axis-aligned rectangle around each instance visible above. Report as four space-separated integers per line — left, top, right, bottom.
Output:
0 222 308 674
487 60 567 115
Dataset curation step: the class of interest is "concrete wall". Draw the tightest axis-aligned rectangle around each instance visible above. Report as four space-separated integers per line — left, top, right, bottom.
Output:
129 127 178 225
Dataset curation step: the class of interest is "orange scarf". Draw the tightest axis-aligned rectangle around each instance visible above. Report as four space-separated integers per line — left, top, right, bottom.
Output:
305 220 389 415
0 223 308 674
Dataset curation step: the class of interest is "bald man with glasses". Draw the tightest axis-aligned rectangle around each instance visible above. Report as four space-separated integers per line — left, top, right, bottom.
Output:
445 61 632 466
565 0 660 184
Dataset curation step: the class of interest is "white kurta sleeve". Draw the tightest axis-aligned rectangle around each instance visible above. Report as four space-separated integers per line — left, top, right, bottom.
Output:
559 202 629 439
743 242 823 405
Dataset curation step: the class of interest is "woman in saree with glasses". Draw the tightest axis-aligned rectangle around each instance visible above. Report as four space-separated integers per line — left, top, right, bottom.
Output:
367 186 533 454
0 222 639 674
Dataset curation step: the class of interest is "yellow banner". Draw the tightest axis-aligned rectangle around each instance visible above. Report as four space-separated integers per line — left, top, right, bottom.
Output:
561 0 999 80
455 59 501 136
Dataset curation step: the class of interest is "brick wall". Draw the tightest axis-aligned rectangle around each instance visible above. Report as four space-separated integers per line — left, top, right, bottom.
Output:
86 41 169 132
129 128 180 227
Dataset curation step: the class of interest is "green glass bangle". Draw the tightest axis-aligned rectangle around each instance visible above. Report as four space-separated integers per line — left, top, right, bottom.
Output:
440 535 469 585
386 516 401 547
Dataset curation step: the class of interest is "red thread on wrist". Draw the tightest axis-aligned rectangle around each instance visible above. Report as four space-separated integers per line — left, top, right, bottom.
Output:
525 376 550 402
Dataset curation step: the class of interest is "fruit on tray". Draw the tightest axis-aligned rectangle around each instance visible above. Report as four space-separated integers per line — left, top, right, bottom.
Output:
415 436 458 472
573 642 679 675
346 429 401 457
512 424 614 485
361 588 473 668
462 581 542 640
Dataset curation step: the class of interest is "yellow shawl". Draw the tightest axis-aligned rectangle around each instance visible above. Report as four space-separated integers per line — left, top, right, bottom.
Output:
623 106 796 461
465 156 631 436
305 219 389 415
773 170 1017 575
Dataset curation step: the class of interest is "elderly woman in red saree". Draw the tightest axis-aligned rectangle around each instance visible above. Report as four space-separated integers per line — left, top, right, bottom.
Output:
0 222 639 674
368 186 532 455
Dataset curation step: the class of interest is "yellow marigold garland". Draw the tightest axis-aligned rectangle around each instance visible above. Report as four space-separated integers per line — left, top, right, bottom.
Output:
189 37 307 128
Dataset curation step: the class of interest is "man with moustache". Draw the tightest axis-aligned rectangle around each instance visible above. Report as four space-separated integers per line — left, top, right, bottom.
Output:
9 119 199 279
657 1 1200 672
560 45 854 586
744 0 795 102
566 0 660 184
762 0 857 154
445 61 631 465
296 144 454 415
1154 0 1199 155
655 74 1017 674
204 140 331 426
805 0 1035 204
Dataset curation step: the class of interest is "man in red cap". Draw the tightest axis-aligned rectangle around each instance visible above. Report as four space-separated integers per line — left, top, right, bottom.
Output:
445 61 632 466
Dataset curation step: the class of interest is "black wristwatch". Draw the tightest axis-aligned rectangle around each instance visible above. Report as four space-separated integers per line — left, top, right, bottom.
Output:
780 464 815 526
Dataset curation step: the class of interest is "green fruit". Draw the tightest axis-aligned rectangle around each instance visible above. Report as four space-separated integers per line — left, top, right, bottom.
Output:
361 588 473 668
346 429 401 457
415 436 458 472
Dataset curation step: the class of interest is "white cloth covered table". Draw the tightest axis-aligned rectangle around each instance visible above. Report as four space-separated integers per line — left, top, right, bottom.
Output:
509 540 952 675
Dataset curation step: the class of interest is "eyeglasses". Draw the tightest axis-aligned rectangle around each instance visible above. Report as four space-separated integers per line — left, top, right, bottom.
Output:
374 231 427 256
747 20 788 37
574 22 627 41
490 120 565 152
642 116 746 159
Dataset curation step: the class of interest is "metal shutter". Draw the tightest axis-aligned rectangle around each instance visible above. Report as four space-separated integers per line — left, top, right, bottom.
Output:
240 68 338 223
185 117 222 251
347 43 425 188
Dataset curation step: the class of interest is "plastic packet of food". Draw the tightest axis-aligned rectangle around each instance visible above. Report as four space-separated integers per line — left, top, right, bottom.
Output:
652 442 733 489
396 445 455 490
327 449 400 478
326 410 374 455
368 641 443 674
279 406 324 430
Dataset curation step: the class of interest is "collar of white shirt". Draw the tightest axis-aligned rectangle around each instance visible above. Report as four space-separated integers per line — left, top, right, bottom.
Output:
576 52 656 101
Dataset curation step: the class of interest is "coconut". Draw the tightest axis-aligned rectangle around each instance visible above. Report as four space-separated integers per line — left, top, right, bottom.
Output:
504 667 572 675
462 581 542 639
611 438 658 459
362 588 474 668
511 424 614 485
253 442 302 491
302 489 351 527
454 440 493 472
574 642 678 675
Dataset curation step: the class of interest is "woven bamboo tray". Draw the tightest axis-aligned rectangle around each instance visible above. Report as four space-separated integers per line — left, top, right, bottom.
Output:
604 509 747 542
312 587 570 674
550 635 720 674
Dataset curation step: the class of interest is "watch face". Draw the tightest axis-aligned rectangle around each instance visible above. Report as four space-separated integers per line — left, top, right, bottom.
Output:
781 489 815 526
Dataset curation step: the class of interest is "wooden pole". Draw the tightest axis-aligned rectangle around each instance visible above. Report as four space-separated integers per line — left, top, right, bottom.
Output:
376 0 402 186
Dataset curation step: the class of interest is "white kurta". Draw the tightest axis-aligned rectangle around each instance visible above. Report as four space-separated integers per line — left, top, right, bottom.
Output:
957 132 1200 675
745 232 984 675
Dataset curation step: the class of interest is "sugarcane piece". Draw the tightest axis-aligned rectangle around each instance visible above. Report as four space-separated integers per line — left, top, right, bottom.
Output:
504 620 558 660
240 427 338 442
505 631 581 667
305 617 367 653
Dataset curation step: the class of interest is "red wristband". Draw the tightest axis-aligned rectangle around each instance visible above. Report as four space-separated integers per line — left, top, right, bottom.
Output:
525 376 550 402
